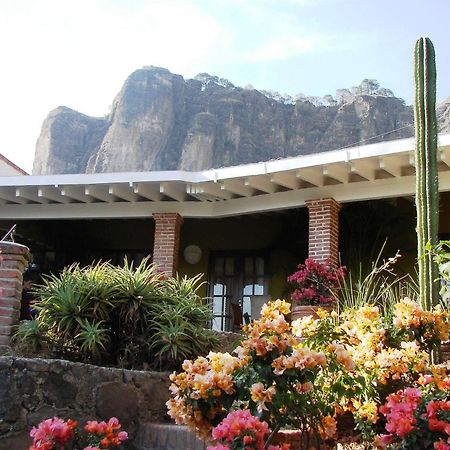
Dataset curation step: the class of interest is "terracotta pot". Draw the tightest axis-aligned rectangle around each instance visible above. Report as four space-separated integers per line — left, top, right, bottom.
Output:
270 430 303 449
291 304 333 322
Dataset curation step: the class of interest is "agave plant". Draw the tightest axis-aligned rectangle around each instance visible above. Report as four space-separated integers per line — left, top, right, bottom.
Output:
28 258 218 369
150 274 219 368
75 319 110 359
111 257 162 328
12 319 48 354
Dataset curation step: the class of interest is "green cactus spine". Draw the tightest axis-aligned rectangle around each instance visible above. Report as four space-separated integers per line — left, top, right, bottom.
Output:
414 37 439 311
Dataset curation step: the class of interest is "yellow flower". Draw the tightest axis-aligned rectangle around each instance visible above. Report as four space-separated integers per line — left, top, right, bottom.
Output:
356 400 378 423
250 382 277 412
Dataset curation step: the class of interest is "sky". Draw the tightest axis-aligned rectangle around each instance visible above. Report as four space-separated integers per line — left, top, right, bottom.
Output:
1 0 449 173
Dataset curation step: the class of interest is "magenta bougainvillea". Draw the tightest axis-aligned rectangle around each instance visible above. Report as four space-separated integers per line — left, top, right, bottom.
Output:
287 258 345 306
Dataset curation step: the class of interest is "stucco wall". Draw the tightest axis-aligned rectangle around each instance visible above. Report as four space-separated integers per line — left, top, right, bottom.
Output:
0 357 171 450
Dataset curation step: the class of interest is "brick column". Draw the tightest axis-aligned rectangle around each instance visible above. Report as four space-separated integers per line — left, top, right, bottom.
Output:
152 213 183 277
0 242 31 351
306 198 341 268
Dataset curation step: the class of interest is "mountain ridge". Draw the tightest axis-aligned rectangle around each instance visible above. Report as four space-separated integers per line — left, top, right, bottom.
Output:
32 66 450 175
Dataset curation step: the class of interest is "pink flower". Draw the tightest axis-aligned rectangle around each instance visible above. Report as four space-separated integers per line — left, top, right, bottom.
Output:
434 440 450 450
211 410 271 450
207 444 230 450
29 417 76 449
288 258 345 305
107 417 120 429
380 434 393 445
118 431 128 441
379 388 422 438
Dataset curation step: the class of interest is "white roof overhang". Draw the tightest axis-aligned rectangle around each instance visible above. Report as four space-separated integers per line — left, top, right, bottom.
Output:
1 133 450 219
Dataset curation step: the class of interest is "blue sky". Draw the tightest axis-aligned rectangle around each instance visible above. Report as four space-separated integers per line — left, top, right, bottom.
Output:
1 0 449 172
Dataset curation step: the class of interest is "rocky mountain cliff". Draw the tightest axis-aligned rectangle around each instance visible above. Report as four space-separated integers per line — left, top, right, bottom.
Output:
32 67 450 175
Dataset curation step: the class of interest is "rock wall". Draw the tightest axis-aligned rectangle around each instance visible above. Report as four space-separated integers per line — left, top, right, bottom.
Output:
33 67 450 175
0 357 171 450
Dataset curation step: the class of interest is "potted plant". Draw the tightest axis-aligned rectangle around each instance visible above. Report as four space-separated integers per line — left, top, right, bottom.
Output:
287 258 345 321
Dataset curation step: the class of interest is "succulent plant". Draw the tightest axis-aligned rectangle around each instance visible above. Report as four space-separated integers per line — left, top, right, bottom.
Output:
414 37 439 311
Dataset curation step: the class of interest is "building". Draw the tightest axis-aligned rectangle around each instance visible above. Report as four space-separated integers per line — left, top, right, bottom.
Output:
0 153 28 177
1 134 450 330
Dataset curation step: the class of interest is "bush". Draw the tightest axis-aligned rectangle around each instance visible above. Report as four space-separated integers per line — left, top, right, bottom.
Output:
167 299 450 447
14 258 219 370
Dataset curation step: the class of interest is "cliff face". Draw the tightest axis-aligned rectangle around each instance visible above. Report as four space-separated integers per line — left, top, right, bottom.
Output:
32 67 450 175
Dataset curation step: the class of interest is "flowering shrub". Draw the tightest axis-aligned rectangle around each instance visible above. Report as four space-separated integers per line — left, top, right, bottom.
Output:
167 300 355 448
287 258 345 305
206 410 290 450
393 297 449 351
29 416 128 450
377 371 450 449
168 297 450 448
293 299 450 441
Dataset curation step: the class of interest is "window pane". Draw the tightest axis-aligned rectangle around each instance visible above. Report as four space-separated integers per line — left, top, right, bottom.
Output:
213 297 224 314
242 296 251 316
213 283 224 295
254 283 264 295
212 317 222 331
243 284 253 296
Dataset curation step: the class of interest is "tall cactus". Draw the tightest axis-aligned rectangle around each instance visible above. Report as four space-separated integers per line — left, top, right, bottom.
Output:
414 37 439 311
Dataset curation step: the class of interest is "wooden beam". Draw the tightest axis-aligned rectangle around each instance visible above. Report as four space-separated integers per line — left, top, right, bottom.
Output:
38 186 71 203
133 183 163 201
296 167 322 187
270 172 301 190
221 180 256 197
16 187 50 204
160 182 187 202
109 183 138 202
0 188 26 204
377 157 402 178
323 164 348 184
245 175 279 194
85 185 114 202
349 161 376 181
60 186 93 203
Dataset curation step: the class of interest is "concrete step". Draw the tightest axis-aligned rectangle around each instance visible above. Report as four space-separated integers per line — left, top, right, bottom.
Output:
134 423 206 450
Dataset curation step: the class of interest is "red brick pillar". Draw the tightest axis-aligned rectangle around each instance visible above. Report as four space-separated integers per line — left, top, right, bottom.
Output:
306 198 341 268
0 242 31 351
152 213 183 277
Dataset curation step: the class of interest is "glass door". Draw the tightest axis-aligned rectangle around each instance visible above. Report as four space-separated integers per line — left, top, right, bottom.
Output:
209 254 266 331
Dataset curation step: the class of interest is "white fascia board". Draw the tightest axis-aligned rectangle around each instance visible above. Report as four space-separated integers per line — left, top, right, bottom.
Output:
2 171 450 220
0 170 209 187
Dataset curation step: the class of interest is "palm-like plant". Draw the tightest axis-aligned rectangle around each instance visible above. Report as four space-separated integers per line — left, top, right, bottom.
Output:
13 319 48 354
21 258 217 370
112 257 162 327
75 319 110 358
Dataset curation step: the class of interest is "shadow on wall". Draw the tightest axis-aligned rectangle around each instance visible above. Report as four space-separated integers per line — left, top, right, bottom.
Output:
339 198 417 276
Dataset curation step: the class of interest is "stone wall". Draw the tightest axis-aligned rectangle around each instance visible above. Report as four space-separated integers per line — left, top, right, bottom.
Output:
0 357 171 450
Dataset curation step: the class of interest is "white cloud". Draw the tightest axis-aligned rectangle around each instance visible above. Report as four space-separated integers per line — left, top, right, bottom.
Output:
0 0 230 171
0 0 345 172
247 35 322 62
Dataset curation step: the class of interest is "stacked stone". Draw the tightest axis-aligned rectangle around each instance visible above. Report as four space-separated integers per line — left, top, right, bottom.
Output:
0 242 30 351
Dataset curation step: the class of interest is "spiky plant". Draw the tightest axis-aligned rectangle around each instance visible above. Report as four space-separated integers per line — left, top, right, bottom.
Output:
414 37 440 311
